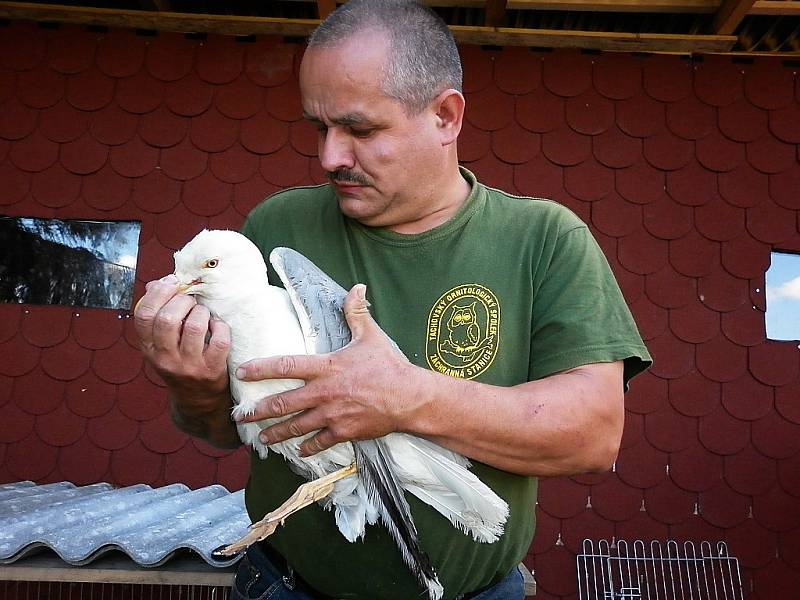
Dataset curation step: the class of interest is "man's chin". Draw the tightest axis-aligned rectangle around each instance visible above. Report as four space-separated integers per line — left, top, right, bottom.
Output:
336 197 384 224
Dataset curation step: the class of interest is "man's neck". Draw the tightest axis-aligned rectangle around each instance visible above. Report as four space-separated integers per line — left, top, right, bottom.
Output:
387 170 472 235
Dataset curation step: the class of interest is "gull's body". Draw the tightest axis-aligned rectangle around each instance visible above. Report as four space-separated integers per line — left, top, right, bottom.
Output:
173 229 509 600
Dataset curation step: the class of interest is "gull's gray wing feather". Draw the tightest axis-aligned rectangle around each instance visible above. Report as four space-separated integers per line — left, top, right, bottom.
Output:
269 247 351 355
269 247 404 358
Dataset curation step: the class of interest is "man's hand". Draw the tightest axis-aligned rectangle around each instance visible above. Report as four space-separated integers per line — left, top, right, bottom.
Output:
134 275 240 448
235 284 419 457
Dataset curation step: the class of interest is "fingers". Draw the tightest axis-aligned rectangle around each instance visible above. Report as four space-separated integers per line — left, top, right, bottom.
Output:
134 275 181 348
236 385 319 423
205 318 231 369
178 304 212 358
151 294 197 353
257 408 324 445
257 411 339 457
236 354 327 382
342 284 374 341
299 431 335 457
137 283 195 356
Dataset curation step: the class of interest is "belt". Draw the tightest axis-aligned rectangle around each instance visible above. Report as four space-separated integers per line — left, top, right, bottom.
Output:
456 565 519 600
460 580 495 600
258 541 338 600
257 541 503 600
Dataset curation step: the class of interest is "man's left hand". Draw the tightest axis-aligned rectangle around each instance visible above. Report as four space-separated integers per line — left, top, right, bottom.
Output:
234 284 417 456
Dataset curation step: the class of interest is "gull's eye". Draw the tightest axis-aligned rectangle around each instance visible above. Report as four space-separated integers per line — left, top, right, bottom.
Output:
204 258 219 269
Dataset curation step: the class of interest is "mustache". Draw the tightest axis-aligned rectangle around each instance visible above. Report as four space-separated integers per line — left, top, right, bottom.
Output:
327 169 371 186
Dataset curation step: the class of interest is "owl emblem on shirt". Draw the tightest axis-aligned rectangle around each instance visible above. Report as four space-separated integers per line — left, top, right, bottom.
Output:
441 302 493 363
427 283 500 379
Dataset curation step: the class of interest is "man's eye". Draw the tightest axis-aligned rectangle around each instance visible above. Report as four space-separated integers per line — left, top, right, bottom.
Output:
350 128 373 138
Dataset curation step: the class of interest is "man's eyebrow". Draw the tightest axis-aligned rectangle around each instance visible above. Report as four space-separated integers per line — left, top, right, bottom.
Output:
302 111 375 127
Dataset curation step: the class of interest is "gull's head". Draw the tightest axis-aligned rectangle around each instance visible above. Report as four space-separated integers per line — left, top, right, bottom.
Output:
173 229 267 300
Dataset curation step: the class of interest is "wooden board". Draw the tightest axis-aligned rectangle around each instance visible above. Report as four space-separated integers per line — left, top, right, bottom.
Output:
713 0 757 33
0 2 320 36
450 25 736 51
750 0 800 14
0 552 236 586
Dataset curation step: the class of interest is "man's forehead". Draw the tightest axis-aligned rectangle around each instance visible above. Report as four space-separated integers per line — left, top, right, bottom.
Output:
302 109 376 126
300 30 390 82
298 35 406 124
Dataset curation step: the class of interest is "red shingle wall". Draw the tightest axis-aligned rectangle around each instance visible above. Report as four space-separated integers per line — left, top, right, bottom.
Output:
0 21 799 598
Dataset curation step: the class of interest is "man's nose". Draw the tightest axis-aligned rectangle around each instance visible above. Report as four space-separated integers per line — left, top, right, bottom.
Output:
319 128 355 173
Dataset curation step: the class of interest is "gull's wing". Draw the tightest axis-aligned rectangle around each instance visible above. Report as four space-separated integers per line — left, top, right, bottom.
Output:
269 247 351 356
269 247 404 358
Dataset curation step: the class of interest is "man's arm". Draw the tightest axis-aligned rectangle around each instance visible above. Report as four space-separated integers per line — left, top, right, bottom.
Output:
400 361 623 477
237 285 624 477
134 275 242 450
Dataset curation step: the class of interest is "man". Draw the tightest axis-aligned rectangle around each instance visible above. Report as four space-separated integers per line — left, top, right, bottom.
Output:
134 1 651 599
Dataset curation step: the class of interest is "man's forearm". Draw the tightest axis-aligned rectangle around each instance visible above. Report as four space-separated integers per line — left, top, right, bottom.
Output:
401 361 625 478
169 391 242 450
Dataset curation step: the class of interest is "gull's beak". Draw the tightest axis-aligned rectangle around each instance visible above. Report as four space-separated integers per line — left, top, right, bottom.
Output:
133 274 197 314
176 277 202 294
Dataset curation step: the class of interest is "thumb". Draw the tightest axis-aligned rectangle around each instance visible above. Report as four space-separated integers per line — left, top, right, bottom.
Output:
343 283 374 340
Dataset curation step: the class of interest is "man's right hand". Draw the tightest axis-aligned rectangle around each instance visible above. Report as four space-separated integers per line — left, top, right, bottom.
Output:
134 275 241 448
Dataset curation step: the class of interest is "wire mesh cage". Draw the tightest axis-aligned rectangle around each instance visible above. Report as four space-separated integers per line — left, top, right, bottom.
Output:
577 539 745 600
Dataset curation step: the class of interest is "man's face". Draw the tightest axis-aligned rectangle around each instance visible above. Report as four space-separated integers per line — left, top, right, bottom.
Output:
299 32 445 232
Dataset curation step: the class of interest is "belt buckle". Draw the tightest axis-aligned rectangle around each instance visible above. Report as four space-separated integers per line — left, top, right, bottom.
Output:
244 564 261 595
282 565 296 590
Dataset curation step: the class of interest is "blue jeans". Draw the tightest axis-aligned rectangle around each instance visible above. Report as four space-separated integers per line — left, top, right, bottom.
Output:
453 565 524 600
231 542 525 600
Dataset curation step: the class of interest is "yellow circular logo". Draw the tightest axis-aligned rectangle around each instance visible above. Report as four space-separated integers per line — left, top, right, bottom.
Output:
426 284 500 379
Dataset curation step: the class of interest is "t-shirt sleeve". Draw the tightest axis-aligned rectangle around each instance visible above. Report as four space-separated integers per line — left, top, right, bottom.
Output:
528 224 652 387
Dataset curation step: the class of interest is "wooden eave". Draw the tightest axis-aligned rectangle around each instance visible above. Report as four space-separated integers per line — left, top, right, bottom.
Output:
0 0 799 53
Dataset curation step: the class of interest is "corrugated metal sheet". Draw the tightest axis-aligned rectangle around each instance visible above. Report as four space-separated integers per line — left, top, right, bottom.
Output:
0 481 249 568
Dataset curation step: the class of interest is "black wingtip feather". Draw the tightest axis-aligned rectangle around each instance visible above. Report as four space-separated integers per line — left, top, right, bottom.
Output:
353 439 442 599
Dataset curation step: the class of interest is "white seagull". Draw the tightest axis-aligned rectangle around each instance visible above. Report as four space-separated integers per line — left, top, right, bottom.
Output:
172 229 509 600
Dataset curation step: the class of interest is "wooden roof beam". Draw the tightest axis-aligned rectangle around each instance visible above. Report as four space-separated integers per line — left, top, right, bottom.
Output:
316 0 336 19
426 0 719 12
137 0 170 11
0 2 321 36
750 0 800 15
712 0 756 33
432 0 800 16
485 0 508 26
449 25 735 51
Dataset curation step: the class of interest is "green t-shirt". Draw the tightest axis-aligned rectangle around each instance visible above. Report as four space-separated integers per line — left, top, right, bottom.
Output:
240 168 651 600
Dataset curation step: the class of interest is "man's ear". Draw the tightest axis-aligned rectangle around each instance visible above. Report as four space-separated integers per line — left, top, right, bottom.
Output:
432 89 465 146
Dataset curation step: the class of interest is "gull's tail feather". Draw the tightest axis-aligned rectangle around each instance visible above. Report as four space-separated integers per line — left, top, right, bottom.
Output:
353 439 443 600
330 475 372 542
393 435 509 543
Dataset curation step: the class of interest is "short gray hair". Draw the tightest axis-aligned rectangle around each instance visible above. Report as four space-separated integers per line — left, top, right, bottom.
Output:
308 0 463 114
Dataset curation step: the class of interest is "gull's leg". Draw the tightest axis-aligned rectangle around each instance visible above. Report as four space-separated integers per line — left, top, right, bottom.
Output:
219 463 358 556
